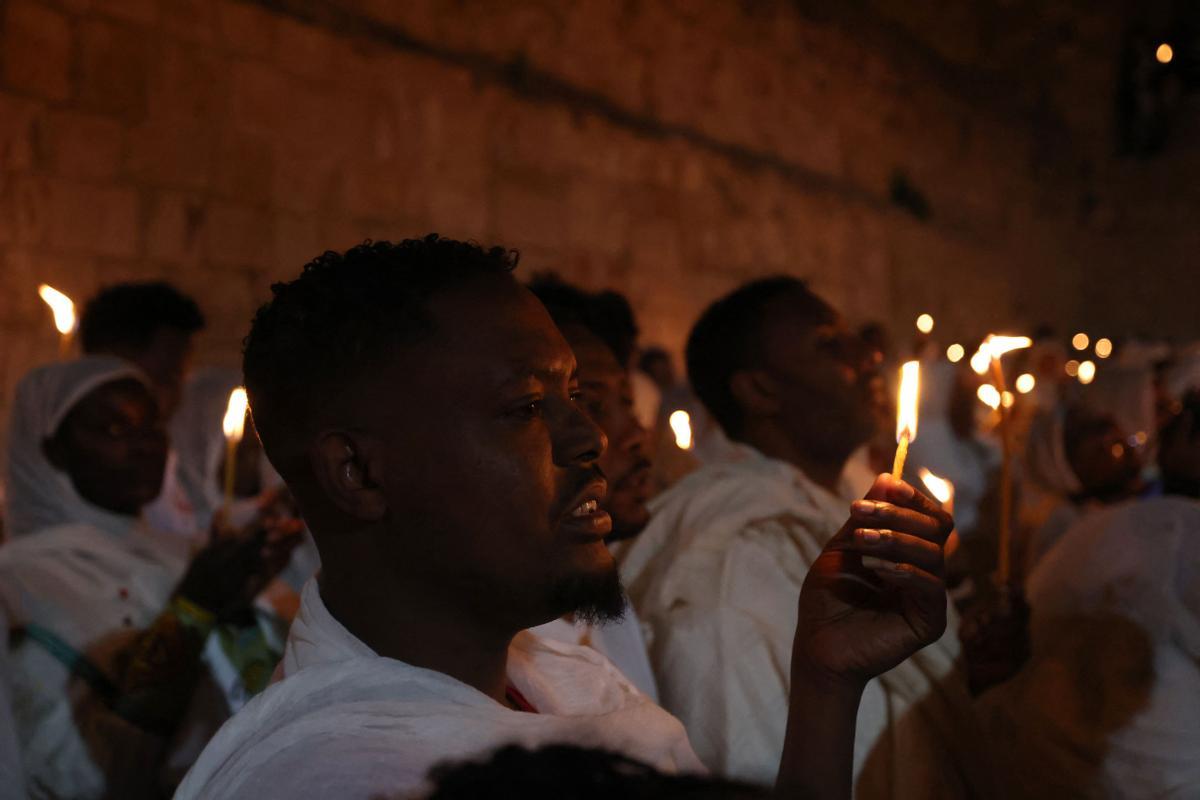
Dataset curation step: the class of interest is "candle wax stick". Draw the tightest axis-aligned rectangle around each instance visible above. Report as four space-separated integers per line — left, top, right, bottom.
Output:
222 436 238 521
990 357 1015 587
892 432 910 481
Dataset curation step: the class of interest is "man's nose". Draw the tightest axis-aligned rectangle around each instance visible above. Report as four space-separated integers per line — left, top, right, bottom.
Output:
554 401 608 466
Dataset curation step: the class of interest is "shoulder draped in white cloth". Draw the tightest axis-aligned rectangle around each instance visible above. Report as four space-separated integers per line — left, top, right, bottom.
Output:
979 496 1200 798
619 442 989 797
528 602 660 702
174 579 702 800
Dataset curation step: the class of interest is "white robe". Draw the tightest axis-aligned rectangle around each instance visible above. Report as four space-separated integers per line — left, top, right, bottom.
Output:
0 522 190 798
174 579 703 800
528 604 660 703
979 496 1200 798
620 443 987 796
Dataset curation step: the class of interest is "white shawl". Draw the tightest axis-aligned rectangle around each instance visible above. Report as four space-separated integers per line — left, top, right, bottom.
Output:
174 580 703 799
4 357 149 538
620 443 987 797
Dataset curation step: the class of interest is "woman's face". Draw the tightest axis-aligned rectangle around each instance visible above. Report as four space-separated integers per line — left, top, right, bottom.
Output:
44 378 169 515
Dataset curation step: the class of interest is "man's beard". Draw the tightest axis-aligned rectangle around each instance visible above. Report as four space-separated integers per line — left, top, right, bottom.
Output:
548 563 627 626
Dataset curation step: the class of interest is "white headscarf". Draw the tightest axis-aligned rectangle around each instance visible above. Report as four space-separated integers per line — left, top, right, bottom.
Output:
1024 407 1082 497
3 357 149 538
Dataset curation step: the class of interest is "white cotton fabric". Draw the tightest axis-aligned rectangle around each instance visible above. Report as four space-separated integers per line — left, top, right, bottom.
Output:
174 579 703 800
979 496 1200 798
0 623 25 800
528 602 660 703
620 442 988 797
4 357 148 538
0 522 191 798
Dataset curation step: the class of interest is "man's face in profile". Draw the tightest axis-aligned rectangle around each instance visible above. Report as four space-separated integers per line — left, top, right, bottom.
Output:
560 325 652 541
365 276 624 628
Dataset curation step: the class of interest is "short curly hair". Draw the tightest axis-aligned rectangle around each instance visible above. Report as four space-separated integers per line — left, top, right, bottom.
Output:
243 235 518 457
79 282 205 353
686 276 829 440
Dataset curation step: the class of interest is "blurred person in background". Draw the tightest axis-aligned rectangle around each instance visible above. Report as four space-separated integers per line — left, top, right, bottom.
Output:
978 391 1200 798
528 276 659 700
0 357 301 798
79 282 207 539
620 277 985 797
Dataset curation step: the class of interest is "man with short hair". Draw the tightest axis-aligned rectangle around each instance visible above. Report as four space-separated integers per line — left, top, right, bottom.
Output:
80 282 206 418
527 277 658 698
621 277 983 796
176 237 954 800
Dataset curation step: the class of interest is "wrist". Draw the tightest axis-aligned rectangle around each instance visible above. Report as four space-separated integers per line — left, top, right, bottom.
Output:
791 653 868 703
168 594 217 638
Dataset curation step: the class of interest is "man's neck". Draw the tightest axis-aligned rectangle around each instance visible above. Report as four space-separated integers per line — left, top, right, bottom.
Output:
741 424 850 494
319 562 514 704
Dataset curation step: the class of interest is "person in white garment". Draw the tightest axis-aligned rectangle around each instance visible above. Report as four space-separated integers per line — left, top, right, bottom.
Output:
978 400 1200 797
620 277 987 797
0 357 300 798
175 236 956 800
76 282 207 539
526 278 659 700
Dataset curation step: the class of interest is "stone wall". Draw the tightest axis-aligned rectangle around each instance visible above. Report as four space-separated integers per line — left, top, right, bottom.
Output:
1 0 1196 452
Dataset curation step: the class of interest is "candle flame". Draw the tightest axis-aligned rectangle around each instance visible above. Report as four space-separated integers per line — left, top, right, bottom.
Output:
896 360 920 442
222 387 249 442
916 313 934 334
1015 373 1036 394
669 410 693 450
983 335 1033 360
977 384 1001 409
1077 360 1096 385
918 468 954 504
38 284 77 335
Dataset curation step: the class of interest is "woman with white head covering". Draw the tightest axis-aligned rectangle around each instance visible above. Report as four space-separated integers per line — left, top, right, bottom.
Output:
0 357 300 799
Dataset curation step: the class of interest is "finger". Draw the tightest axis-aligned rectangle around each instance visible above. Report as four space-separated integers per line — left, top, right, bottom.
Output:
861 558 945 599
893 485 955 531
862 473 917 504
849 500 951 544
842 528 944 574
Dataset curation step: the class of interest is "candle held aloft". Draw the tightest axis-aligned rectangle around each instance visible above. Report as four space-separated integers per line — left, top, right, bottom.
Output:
892 360 920 480
38 284 77 359
221 387 249 516
918 467 954 514
669 410 693 450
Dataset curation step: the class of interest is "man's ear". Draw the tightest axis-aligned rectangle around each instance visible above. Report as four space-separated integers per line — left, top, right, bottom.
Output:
729 369 781 421
310 431 387 522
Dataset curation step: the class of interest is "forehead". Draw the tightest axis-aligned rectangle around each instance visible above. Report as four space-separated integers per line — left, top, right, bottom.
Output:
559 324 623 384
760 292 840 348
67 379 155 424
420 277 576 386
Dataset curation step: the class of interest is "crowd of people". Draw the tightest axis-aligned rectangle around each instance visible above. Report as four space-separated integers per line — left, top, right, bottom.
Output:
0 234 1196 799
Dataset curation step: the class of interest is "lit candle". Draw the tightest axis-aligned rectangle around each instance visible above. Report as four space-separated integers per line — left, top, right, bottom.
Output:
918 467 954 515
975 335 1031 587
892 360 920 480
38 284 77 359
669 410 693 450
221 387 249 518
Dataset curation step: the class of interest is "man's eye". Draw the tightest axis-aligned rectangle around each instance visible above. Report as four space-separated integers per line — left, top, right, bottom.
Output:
569 390 585 404
515 400 544 419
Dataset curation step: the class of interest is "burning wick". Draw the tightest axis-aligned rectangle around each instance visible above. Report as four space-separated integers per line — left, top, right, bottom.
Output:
221 387 249 517
669 410 693 450
38 284 77 359
892 360 920 480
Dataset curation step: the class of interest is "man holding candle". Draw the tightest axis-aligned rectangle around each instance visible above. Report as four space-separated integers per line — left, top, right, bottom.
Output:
175 237 956 800
620 277 985 796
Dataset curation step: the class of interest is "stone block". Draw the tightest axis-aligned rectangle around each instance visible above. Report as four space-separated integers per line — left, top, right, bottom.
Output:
77 19 151 118
43 178 140 258
202 202 273 267
216 0 278 58
0 174 50 245
0 91 43 171
92 0 159 26
160 0 218 46
275 17 337 81
43 111 124 179
143 191 205 263
3 1 73 102
214 130 275 205
126 118 216 190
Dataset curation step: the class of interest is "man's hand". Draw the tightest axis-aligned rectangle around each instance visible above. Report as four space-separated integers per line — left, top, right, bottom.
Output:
793 474 953 690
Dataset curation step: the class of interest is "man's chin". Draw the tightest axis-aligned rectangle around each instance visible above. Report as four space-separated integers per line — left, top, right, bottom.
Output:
549 562 627 626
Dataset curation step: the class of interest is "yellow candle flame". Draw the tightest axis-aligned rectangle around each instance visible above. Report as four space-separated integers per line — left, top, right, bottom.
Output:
977 384 1001 409
222 387 249 442
916 313 934 334
896 360 920 443
1015 373 1036 394
1077 360 1096 385
669 410 693 450
38 284 76 335
918 468 954 505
